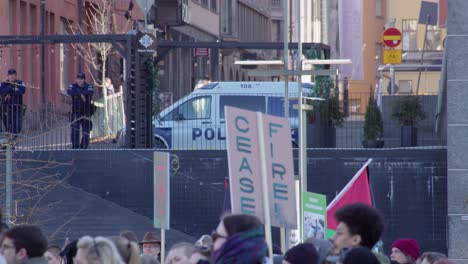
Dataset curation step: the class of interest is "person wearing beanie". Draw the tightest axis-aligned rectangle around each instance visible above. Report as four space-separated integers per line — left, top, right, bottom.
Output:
283 243 319 264
343 247 380 264
390 239 420 264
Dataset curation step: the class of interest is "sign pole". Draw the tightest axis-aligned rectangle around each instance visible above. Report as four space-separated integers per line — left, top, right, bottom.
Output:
257 112 274 263
161 229 166 264
280 228 286 254
153 151 170 264
283 0 290 117
281 0 290 251
297 0 305 244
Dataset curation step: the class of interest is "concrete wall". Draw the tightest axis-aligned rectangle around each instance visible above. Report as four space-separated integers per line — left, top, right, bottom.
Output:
7 148 447 254
446 0 468 262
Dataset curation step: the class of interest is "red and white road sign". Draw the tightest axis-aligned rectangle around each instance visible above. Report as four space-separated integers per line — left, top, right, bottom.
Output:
193 48 210 57
383 28 402 48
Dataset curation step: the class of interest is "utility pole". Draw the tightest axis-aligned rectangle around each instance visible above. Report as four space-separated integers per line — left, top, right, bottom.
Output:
41 0 47 115
416 14 431 95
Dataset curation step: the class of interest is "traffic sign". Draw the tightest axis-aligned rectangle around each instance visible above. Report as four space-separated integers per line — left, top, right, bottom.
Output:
383 49 402 64
383 28 402 48
193 48 210 57
135 0 153 15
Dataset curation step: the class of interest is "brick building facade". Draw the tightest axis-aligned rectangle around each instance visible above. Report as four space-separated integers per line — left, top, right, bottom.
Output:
0 0 142 111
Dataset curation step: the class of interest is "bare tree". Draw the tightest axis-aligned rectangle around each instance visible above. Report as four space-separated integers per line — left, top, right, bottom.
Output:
0 148 73 229
69 0 127 137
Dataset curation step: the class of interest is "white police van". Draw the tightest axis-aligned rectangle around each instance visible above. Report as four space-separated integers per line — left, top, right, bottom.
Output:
152 82 313 150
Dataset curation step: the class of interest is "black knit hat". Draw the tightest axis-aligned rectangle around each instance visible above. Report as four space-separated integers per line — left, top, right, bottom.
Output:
284 243 319 264
343 247 380 264
76 72 86 79
60 240 78 264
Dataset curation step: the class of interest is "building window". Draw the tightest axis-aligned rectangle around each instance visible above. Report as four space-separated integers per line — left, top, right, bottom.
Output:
350 99 361 115
376 43 383 65
221 0 232 35
399 80 413 94
210 0 217 11
402 19 417 51
201 0 208 8
426 25 442 50
272 0 281 8
375 0 382 17
219 96 265 118
272 20 282 42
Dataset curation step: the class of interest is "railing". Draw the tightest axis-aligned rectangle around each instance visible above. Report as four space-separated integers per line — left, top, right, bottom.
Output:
334 92 444 148
0 91 445 151
11 92 125 150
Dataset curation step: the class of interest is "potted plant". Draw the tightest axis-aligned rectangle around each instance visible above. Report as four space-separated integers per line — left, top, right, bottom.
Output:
392 96 426 147
305 48 345 148
362 89 384 148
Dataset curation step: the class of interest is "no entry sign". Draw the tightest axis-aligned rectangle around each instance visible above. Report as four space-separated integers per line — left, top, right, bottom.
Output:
383 28 402 48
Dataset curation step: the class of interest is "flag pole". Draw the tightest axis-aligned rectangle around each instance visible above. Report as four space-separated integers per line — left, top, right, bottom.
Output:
327 159 373 210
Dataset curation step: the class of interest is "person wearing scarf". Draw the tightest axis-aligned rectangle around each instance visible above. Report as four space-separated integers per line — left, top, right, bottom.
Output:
208 214 269 264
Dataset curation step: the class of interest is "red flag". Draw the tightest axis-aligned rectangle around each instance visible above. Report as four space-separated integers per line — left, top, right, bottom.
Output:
326 159 373 233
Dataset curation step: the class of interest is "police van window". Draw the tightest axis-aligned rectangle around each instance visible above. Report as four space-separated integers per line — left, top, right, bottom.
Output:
163 96 211 121
219 95 265 119
268 97 299 118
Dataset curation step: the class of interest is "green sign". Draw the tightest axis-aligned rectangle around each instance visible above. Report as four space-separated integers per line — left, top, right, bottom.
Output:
302 192 327 240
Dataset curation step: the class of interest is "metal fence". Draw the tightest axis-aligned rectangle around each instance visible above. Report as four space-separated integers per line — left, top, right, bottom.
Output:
12 92 125 150
1 91 445 151
335 92 444 148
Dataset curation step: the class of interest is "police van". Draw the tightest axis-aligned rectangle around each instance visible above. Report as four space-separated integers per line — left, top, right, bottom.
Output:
152 82 313 150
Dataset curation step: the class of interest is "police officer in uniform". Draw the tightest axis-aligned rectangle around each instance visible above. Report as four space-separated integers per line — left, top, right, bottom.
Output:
67 73 94 149
0 69 26 134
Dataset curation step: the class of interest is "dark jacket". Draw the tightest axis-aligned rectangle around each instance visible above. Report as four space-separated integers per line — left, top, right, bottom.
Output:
21 256 48 264
67 82 94 116
0 79 26 105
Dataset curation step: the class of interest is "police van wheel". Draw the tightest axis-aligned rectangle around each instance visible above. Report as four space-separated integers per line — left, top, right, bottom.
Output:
153 138 168 149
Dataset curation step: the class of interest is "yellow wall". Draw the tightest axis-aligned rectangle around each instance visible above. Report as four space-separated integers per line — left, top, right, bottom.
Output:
385 0 444 94
387 0 446 50
349 0 445 113
382 71 441 95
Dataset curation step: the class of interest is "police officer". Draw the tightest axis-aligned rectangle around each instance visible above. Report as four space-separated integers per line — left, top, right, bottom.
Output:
0 68 26 134
67 73 94 149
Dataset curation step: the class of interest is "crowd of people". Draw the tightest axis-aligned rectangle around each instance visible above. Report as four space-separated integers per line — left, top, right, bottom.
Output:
0 203 454 264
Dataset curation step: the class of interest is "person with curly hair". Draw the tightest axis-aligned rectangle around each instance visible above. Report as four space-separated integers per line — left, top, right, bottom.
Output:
329 203 384 263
